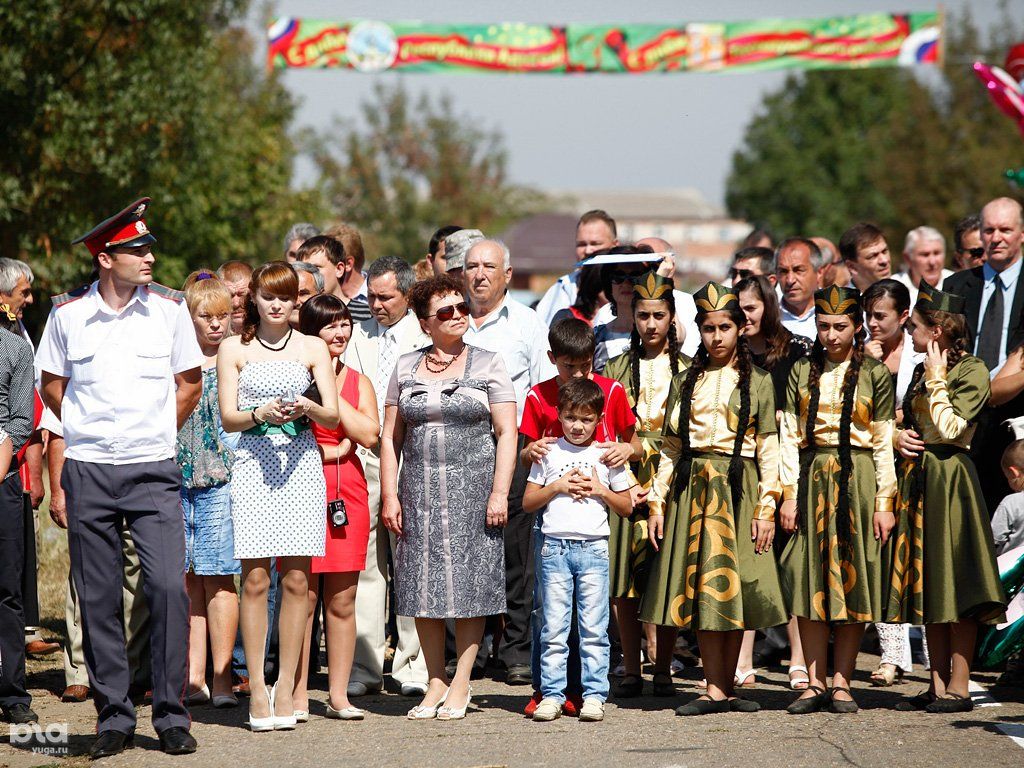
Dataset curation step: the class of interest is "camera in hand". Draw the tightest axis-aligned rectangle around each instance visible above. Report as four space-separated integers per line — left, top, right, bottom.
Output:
328 498 348 528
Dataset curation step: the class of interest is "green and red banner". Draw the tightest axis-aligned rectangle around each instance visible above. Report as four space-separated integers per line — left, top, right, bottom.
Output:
267 12 942 73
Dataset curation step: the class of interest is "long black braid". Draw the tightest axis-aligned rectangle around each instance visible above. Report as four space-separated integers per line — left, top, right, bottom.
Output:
901 309 970 513
727 335 754 513
797 315 866 549
670 346 708 503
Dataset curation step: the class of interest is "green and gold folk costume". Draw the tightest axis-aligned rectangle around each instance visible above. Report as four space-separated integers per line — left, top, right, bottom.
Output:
639 282 787 632
604 348 689 599
885 285 1006 626
779 286 898 624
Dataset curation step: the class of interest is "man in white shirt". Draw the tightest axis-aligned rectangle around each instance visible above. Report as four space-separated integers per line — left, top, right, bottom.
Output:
535 210 619 325
36 198 202 759
775 238 824 340
892 226 953 304
344 256 430 697
462 239 556 685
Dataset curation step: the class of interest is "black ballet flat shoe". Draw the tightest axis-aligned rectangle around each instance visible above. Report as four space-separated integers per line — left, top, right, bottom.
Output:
89 730 134 760
829 687 859 714
728 696 761 713
158 726 197 755
614 674 644 698
894 690 936 711
675 696 730 716
786 686 829 715
652 672 675 697
924 693 974 714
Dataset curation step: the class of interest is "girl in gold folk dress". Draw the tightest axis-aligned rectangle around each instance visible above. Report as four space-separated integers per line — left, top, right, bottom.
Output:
603 272 689 698
778 286 898 715
887 285 1007 713
640 282 786 716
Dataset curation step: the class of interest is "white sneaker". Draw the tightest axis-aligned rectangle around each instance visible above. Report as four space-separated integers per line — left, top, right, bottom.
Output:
532 697 562 722
400 681 428 697
579 698 605 722
347 681 369 697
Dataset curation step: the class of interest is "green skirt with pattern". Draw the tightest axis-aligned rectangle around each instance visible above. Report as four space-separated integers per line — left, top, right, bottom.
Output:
638 452 787 631
609 429 661 599
885 446 1006 626
780 447 888 624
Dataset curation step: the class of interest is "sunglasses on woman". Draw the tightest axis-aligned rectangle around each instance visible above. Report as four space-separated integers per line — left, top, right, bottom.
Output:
432 301 470 321
609 270 645 284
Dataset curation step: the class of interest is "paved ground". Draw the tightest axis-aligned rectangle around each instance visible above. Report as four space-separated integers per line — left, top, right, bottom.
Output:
4 655 1023 768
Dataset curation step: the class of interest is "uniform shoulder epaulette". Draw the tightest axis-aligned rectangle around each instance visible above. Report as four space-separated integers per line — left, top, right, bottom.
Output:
51 284 90 308
147 283 185 303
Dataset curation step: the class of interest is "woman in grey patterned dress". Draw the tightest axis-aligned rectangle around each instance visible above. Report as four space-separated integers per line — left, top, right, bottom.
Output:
381 274 517 721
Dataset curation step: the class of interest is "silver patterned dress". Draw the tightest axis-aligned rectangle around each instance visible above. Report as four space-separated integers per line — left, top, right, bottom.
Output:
386 345 516 618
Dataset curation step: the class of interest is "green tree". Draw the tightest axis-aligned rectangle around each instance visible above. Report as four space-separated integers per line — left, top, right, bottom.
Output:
725 8 1024 253
309 83 546 261
0 0 322 328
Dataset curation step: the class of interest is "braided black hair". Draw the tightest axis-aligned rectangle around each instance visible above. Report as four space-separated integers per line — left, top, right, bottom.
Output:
671 307 751 513
797 310 866 549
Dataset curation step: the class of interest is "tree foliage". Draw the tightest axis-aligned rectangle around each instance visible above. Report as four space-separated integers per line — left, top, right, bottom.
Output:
0 0 322 327
309 83 546 262
725 7 1024 257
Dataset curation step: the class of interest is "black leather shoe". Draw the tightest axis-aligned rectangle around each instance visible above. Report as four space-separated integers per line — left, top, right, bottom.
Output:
829 687 859 714
89 730 134 760
1 703 38 724
505 664 532 686
675 696 730 716
158 726 197 755
729 696 761 713
787 686 829 715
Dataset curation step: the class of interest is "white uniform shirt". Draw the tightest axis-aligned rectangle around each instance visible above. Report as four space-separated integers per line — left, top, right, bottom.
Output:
36 282 203 464
891 269 953 306
780 301 818 340
463 294 556 422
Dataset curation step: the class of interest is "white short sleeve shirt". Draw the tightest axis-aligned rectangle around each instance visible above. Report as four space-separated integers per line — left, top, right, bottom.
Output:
527 438 633 540
36 282 203 464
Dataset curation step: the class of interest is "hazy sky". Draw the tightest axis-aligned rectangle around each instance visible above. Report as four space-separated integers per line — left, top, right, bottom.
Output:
260 1 1020 208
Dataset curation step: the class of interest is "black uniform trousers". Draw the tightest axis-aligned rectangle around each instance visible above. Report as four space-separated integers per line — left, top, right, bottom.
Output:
62 458 190 735
0 472 29 708
499 436 534 668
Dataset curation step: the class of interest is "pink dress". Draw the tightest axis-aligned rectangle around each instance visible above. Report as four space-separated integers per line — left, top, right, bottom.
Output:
311 366 370 573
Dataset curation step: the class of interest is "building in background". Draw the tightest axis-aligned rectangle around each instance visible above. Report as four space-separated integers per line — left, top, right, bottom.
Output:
501 188 750 302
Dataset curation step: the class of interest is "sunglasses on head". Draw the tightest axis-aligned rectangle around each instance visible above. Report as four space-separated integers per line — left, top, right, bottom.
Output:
958 246 985 258
609 270 645 284
432 301 470 321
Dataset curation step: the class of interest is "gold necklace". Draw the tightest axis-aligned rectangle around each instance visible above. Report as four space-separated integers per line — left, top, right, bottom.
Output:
640 353 662 431
424 345 464 373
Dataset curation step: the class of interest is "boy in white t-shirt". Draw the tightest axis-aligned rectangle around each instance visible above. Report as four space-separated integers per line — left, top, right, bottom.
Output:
523 378 634 723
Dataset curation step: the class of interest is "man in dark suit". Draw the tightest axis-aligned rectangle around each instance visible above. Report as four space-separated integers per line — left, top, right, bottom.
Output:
943 197 1024 512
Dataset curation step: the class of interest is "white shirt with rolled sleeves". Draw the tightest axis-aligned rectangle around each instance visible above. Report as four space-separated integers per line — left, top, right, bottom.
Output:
35 282 203 464
462 294 556 422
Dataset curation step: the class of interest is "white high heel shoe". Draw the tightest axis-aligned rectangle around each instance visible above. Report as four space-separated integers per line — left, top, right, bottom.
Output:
270 683 297 730
406 687 449 720
248 686 275 732
437 687 472 721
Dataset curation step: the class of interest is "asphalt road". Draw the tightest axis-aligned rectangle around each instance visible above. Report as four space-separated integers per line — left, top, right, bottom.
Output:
4 656 1023 768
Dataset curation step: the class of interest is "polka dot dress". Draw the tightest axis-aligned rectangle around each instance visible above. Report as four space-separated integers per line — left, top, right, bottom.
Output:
231 360 326 559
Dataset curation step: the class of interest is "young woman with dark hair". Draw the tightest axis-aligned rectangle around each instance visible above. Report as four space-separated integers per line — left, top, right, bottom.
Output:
887 286 1007 713
778 286 897 715
550 264 606 327
603 273 688 698
640 282 785 715
733 274 811 690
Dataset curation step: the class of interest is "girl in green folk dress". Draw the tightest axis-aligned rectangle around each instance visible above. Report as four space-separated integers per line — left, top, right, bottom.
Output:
887 284 1007 713
641 282 785 716
778 286 897 715
603 272 689 698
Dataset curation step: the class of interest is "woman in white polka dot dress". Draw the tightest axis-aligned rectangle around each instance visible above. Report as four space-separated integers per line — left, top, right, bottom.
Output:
218 262 339 732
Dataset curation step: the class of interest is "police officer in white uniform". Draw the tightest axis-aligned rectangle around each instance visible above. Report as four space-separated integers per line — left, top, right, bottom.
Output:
37 198 203 759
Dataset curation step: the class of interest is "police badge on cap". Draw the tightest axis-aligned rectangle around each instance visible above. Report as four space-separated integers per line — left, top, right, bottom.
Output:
72 197 156 256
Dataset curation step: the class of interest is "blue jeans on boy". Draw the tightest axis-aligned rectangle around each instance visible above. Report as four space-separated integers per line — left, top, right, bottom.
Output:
531 517 582 693
538 536 610 703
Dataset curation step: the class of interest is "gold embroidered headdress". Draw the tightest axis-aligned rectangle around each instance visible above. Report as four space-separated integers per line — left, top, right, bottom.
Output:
693 281 739 313
915 281 966 315
632 272 673 301
814 285 860 316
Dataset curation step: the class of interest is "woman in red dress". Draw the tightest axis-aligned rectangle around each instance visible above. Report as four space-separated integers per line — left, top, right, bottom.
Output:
293 294 379 720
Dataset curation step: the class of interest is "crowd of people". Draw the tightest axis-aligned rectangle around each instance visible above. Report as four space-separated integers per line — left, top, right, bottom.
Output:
0 194 1022 758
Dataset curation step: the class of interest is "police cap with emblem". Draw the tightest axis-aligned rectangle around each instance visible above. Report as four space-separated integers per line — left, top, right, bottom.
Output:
72 197 156 256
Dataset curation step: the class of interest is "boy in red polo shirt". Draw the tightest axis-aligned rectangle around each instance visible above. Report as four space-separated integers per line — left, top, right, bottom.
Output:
520 318 640 716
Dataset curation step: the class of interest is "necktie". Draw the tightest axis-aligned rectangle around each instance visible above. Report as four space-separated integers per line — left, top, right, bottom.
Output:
375 328 397 419
977 274 1004 370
